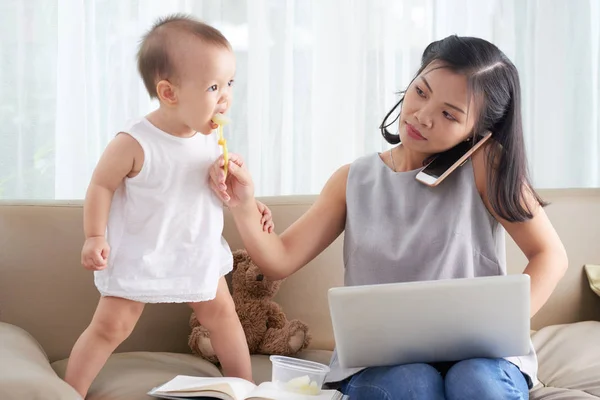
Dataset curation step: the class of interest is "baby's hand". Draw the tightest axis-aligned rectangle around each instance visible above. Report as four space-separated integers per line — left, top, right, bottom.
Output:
81 236 111 271
256 201 274 234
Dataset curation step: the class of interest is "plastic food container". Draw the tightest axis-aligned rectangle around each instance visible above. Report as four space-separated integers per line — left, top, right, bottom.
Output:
270 355 331 395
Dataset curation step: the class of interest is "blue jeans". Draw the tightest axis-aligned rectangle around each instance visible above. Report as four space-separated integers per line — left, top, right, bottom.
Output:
339 358 529 400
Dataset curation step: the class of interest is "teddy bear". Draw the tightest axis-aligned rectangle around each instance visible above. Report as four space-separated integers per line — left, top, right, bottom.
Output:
189 249 311 364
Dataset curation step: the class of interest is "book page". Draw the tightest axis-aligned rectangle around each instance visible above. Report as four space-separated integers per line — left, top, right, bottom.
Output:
148 375 257 400
246 382 343 400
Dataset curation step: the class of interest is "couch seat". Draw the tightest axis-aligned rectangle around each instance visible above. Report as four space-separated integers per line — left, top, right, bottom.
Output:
51 349 334 400
531 321 600 399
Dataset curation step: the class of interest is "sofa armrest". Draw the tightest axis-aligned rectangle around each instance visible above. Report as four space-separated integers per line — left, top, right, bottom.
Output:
0 322 81 400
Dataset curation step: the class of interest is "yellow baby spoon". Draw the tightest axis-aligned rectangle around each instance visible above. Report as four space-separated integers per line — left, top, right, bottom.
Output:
212 113 230 176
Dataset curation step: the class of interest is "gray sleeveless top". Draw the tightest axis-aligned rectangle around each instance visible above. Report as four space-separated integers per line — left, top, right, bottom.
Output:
325 152 537 386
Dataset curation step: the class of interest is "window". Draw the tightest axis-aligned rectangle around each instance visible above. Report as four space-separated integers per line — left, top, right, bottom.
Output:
1 0 599 199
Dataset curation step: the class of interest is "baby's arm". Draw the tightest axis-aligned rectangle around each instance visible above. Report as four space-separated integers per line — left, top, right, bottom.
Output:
81 133 142 270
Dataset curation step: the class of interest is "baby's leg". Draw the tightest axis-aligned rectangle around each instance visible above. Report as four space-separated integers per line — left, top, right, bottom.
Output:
189 277 252 381
64 296 144 397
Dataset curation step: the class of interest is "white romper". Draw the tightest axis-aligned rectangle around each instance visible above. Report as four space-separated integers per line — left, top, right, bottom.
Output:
94 118 233 303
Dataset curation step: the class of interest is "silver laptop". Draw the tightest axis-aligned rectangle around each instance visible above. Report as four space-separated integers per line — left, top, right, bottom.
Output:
328 274 530 369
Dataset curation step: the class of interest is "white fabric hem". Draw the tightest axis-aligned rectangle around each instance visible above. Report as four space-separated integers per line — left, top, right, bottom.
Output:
98 291 218 303
96 262 233 304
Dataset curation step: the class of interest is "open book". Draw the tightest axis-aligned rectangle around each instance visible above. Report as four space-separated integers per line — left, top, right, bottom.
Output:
148 375 344 400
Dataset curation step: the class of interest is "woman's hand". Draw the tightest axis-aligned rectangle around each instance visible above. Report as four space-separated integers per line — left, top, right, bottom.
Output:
210 153 255 208
256 200 275 233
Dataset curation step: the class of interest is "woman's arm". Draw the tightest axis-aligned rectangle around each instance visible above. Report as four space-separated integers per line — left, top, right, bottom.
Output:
472 149 568 317
213 154 349 280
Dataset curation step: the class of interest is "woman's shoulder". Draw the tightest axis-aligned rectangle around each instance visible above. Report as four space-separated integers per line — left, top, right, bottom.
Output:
327 163 351 189
325 153 381 185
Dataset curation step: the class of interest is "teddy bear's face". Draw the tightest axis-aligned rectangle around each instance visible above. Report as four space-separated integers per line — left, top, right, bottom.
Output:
232 256 282 299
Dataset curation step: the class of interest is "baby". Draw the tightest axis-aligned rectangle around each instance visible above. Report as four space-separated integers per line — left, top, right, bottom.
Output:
64 14 272 398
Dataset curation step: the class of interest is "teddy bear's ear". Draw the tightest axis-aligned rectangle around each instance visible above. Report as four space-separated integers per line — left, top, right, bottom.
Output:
232 249 249 270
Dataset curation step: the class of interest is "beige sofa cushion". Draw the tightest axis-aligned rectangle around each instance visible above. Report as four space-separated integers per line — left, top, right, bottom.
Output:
50 349 332 400
585 264 600 297
531 321 600 399
0 322 80 400
52 352 222 400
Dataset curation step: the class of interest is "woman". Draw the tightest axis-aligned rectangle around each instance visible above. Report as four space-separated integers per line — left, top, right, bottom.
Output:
210 35 568 399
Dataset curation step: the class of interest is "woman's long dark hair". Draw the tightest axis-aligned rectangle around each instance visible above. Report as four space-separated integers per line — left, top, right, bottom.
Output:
381 35 545 222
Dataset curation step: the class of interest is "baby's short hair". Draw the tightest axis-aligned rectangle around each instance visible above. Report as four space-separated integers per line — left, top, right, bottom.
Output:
137 14 231 98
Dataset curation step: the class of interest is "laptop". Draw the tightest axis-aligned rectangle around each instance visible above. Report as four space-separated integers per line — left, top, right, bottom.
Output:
328 274 530 369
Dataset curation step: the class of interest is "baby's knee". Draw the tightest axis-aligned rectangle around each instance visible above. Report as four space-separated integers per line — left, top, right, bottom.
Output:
90 314 137 344
195 294 237 326
213 295 237 320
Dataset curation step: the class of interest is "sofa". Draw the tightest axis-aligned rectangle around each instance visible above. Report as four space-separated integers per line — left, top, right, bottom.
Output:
1 192 600 399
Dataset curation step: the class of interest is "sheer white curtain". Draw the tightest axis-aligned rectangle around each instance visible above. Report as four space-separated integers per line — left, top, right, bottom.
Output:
1 0 599 199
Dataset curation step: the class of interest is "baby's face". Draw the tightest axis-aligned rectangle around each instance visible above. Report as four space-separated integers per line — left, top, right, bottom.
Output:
175 41 236 135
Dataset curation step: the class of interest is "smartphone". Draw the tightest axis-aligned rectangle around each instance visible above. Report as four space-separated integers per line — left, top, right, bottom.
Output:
415 131 492 187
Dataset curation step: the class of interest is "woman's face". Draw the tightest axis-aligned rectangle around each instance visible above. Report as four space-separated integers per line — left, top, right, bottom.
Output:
399 62 478 155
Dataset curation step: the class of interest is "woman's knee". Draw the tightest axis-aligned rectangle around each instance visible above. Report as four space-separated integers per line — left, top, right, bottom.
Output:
445 358 529 400
344 364 444 400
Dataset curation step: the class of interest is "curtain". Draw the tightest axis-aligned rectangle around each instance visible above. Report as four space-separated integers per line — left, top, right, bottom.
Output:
1 0 598 199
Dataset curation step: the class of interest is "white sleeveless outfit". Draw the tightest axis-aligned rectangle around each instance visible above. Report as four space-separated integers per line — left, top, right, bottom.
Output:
94 117 233 303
